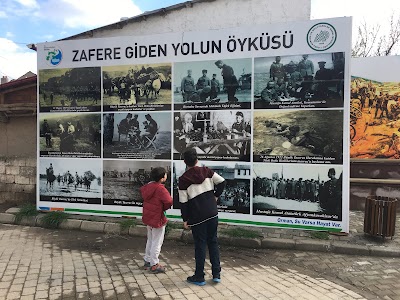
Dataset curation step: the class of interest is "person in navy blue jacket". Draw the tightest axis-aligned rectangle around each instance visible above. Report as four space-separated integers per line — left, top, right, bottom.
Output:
179 148 226 286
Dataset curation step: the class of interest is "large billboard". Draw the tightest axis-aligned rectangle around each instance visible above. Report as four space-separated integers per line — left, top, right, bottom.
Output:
37 17 352 232
350 56 400 159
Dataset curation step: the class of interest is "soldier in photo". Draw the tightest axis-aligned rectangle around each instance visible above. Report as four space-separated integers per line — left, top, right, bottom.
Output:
141 114 158 146
76 121 83 139
319 168 342 216
210 73 220 100
269 56 285 81
260 81 279 104
215 60 239 103
298 54 314 78
42 119 52 148
181 69 196 102
314 61 333 98
196 69 211 102
104 114 114 145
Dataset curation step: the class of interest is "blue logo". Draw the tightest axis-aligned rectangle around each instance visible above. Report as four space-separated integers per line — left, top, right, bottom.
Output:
45 47 63 66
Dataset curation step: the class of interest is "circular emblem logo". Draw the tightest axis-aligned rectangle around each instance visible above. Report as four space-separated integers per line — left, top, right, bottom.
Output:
307 22 337 51
45 46 63 66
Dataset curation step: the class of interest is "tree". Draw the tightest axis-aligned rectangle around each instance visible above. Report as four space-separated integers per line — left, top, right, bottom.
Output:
84 170 96 181
352 13 400 57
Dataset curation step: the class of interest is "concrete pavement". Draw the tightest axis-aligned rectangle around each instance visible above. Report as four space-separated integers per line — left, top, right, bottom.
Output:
1 224 395 300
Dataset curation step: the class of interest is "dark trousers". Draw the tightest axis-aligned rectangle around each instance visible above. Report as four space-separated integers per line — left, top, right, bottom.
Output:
191 217 221 279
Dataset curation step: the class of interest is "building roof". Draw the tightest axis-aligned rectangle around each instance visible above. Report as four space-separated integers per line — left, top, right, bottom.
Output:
60 0 215 41
0 75 37 92
18 71 36 80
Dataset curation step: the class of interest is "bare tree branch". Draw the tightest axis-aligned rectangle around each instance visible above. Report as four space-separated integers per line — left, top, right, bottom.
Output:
352 13 400 57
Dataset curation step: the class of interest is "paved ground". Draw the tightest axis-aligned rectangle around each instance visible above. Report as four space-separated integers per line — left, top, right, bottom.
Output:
1 225 399 300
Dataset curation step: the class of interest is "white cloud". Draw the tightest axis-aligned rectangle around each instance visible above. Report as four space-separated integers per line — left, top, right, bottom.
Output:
0 11 7 18
0 38 37 79
311 0 400 26
5 32 14 38
40 0 142 29
14 0 39 8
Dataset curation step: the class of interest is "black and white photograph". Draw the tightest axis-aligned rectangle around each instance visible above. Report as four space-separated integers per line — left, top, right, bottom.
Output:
103 112 171 160
253 110 343 164
174 58 252 110
173 110 251 161
39 67 101 112
254 52 345 109
173 160 250 214
103 64 172 111
253 163 343 220
39 158 101 204
39 113 101 158
103 160 171 207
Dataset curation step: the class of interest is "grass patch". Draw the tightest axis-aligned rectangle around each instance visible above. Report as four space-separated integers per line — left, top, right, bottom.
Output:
15 203 39 223
40 211 69 229
119 218 137 231
166 221 182 235
220 227 261 239
310 231 330 240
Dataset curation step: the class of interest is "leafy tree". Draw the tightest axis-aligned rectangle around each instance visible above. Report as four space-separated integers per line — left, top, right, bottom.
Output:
84 170 96 181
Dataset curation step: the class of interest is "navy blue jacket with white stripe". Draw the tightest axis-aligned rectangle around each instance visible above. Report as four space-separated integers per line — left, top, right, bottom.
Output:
178 165 226 226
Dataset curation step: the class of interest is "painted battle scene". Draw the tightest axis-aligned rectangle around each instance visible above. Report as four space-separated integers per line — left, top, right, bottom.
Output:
173 160 250 214
174 59 252 110
39 113 101 158
103 160 171 206
103 64 172 110
253 163 343 220
254 52 345 109
39 158 102 204
253 110 343 164
103 112 171 160
350 77 400 158
173 110 251 161
39 67 101 112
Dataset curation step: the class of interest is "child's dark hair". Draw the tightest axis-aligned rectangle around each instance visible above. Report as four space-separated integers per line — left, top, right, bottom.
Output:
150 167 166 182
183 148 198 167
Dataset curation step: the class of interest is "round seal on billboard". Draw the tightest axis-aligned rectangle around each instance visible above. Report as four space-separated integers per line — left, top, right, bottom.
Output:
307 22 337 51
44 45 63 67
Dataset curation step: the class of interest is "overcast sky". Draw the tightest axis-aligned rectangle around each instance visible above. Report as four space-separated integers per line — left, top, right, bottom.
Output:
1 0 400 79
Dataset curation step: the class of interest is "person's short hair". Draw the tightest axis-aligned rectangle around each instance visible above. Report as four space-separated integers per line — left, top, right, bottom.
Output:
236 111 244 118
328 168 336 176
183 148 198 167
202 69 207 73
215 60 223 66
150 167 166 182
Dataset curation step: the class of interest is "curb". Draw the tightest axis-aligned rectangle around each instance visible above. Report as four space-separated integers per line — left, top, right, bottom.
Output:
0 212 399 258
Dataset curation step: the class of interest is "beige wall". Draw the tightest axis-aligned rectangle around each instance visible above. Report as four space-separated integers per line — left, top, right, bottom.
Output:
0 157 36 204
69 0 311 40
0 116 37 158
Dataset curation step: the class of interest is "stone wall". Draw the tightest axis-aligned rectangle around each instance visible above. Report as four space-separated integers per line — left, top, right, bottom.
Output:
0 157 36 204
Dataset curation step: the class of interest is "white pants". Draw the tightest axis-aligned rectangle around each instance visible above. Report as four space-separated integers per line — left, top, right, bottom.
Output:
144 225 166 266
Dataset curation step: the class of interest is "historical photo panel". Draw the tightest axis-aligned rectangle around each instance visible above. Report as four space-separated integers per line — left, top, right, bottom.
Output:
253 110 343 164
39 113 101 158
103 63 172 111
103 111 171 160
103 160 171 207
39 158 102 204
173 110 251 161
350 76 400 158
173 160 250 214
174 58 252 110
39 67 101 112
253 163 343 221
254 52 345 109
